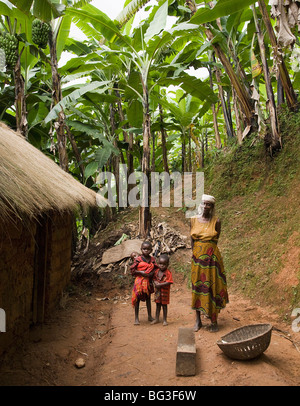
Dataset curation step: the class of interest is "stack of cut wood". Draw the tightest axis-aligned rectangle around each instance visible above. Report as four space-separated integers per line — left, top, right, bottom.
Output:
148 220 190 256
96 219 190 276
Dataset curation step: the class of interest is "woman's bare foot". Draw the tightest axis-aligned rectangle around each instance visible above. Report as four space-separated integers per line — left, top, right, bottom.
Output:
208 323 219 332
193 320 202 332
194 310 202 332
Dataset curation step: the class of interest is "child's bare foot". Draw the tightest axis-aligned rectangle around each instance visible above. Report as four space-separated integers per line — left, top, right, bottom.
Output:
148 316 155 322
134 319 140 325
151 319 159 325
163 321 168 326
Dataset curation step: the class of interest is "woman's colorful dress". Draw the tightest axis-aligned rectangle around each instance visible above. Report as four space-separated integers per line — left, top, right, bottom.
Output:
190 216 229 323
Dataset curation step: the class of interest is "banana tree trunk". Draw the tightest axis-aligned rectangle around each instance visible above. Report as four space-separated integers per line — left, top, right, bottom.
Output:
188 130 192 172
201 137 205 168
181 131 187 173
49 28 68 171
116 92 134 201
208 64 222 148
116 87 134 190
205 28 256 129
159 104 170 174
139 80 151 238
252 5 281 150
226 90 235 137
213 55 235 139
258 0 298 111
14 51 27 138
232 88 243 145
190 129 202 168
277 77 285 106
109 103 120 211
151 131 155 172
65 124 85 179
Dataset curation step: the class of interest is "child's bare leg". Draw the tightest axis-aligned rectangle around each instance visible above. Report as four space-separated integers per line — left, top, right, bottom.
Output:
146 296 154 321
151 303 161 324
134 300 140 325
162 304 168 326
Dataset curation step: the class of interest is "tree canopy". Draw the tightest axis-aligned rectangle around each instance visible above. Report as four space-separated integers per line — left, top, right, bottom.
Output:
0 0 299 235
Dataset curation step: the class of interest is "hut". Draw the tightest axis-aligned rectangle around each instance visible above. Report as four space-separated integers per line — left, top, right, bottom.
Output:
0 122 104 355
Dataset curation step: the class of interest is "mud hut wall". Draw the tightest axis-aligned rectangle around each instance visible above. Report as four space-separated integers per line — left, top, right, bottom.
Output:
0 212 73 356
0 220 36 354
44 212 73 316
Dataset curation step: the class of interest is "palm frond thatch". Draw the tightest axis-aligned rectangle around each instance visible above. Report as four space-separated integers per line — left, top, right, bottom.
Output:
0 122 104 225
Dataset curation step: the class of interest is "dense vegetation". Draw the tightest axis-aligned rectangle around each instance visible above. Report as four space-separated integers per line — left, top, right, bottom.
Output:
0 0 299 238
202 105 300 315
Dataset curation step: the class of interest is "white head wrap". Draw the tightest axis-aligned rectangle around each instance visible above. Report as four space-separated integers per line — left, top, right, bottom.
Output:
197 194 216 217
201 194 216 204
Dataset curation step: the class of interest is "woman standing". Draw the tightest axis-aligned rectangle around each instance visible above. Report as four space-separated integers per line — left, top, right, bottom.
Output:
190 194 228 332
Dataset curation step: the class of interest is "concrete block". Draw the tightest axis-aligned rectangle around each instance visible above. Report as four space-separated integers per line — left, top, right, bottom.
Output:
176 327 196 376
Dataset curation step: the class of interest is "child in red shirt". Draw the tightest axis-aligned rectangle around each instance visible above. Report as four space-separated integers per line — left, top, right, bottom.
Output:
130 241 158 325
151 254 173 326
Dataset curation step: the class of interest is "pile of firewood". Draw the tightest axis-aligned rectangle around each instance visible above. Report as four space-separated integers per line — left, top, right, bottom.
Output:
93 219 190 276
148 220 190 256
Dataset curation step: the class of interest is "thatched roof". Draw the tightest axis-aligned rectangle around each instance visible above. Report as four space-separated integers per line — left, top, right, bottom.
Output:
0 122 105 225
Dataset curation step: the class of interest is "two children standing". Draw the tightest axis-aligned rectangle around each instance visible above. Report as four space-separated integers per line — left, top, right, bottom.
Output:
130 241 173 326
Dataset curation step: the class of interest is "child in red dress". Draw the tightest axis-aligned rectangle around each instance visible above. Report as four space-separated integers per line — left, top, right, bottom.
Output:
151 254 173 326
130 241 158 325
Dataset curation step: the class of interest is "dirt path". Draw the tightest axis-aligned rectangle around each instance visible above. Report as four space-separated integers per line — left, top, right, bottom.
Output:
95 267 300 386
0 208 299 387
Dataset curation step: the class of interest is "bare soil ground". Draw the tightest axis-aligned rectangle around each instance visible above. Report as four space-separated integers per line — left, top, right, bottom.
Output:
0 207 299 387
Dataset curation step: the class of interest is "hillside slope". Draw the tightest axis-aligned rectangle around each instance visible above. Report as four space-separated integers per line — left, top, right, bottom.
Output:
204 107 300 318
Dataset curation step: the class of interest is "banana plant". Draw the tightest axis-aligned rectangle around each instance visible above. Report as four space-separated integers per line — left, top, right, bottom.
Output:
0 2 40 137
188 2 257 131
257 0 298 111
9 0 93 171
152 88 205 171
68 1 216 236
189 0 298 123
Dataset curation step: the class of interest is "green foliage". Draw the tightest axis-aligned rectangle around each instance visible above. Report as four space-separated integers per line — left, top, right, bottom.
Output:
204 107 300 314
8 0 65 22
1 0 300 220
190 0 257 25
204 136 264 201
116 0 150 27
205 110 300 201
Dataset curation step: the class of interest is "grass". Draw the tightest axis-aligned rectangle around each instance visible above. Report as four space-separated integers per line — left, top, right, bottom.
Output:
203 106 300 318
171 261 191 289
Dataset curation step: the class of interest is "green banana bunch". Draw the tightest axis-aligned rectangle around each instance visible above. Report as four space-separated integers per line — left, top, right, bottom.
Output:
0 32 18 69
32 19 50 49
